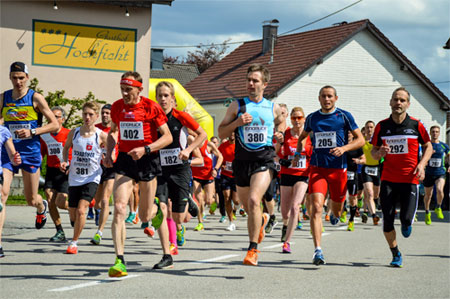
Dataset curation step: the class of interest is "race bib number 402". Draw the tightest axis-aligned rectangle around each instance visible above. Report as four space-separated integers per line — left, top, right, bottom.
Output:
315 131 336 149
243 126 267 144
120 122 144 141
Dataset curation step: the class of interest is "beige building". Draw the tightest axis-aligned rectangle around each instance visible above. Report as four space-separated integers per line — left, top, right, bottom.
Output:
1 0 173 103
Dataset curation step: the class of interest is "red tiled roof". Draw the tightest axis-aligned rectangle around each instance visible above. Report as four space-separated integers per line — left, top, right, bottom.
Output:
185 19 449 109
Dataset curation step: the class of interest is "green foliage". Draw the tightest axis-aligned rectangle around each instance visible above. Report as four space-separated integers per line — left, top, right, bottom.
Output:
29 78 106 129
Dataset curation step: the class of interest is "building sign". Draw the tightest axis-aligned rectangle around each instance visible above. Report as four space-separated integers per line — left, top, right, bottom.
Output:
32 20 136 72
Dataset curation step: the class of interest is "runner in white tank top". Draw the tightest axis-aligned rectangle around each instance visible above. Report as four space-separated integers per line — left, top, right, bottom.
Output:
60 102 107 254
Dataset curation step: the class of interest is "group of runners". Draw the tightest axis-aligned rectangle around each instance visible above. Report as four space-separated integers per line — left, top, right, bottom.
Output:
0 61 448 274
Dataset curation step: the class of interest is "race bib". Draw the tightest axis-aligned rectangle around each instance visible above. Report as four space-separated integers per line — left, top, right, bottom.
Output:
225 161 233 171
47 142 63 156
385 137 408 154
9 123 31 140
275 162 281 172
243 126 267 144
315 131 336 149
347 171 355 180
288 155 306 169
120 122 144 141
365 166 378 176
428 158 441 168
160 148 182 166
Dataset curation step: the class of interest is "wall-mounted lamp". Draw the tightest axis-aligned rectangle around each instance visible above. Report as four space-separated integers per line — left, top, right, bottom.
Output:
53 1 58 10
125 7 130 17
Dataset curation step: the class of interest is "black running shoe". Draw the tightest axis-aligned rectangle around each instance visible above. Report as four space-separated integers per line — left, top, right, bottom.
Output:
281 225 287 242
153 255 174 269
188 196 199 217
49 230 66 242
35 200 48 230
0 247 4 258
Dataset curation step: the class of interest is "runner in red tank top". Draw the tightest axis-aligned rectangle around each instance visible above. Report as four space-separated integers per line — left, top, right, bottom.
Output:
104 71 172 277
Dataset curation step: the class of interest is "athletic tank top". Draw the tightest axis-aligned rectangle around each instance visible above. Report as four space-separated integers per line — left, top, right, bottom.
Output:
1 89 41 166
235 97 275 161
68 127 102 186
191 140 213 180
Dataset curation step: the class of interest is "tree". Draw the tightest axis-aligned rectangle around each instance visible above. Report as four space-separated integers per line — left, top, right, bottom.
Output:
185 39 230 73
29 78 106 129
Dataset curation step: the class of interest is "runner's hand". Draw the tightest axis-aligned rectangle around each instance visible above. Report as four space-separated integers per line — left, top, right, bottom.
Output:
179 149 190 161
12 152 21 166
330 147 345 157
128 147 145 161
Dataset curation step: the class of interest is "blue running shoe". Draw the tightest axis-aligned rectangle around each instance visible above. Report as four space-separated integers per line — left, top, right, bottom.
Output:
330 214 339 225
177 225 186 246
87 207 94 220
401 225 412 238
312 249 325 265
390 252 403 267
297 221 303 230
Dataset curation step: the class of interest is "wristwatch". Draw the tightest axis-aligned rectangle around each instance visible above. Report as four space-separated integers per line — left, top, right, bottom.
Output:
30 128 37 137
294 151 301 157
144 145 151 155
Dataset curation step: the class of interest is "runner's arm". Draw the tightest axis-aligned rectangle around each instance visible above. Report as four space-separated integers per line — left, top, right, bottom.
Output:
61 129 75 173
414 141 432 180
4 137 21 166
180 125 207 161
218 101 249 139
208 141 223 178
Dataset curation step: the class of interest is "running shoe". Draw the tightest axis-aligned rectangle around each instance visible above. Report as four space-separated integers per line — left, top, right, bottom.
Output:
169 243 178 255
219 216 227 223
282 242 291 254
265 217 277 234
90 233 102 245
258 213 269 243
202 212 207 220
390 251 403 268
188 196 199 217
141 222 149 229
297 221 303 230
108 258 128 277
312 249 325 265
401 225 412 238
361 212 368 224
324 214 330 222
340 211 347 223
329 213 339 225
347 221 354 232
243 248 260 266
373 215 380 226
303 214 310 220
35 200 48 230
435 207 444 219
153 255 174 269
177 225 186 247
144 226 155 238
357 198 363 208
87 207 94 220
239 208 247 217
226 223 236 231
132 213 140 225
49 230 66 242
66 243 78 254
125 212 135 224
194 222 204 231
0 247 4 258
355 209 360 217
209 202 217 215
151 197 163 229
232 213 237 220
281 225 287 242
425 212 432 225
95 209 100 226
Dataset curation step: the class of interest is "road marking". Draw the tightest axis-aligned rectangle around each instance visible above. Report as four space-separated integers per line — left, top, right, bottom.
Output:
262 242 295 250
189 254 239 264
48 275 140 292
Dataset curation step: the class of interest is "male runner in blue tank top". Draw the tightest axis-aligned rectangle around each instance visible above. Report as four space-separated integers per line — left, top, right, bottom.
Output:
219 64 285 266
0 62 59 258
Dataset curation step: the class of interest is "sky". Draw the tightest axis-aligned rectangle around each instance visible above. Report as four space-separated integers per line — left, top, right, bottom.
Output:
150 0 450 98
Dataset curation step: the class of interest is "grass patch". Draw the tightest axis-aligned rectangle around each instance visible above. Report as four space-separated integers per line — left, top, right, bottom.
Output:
6 190 46 206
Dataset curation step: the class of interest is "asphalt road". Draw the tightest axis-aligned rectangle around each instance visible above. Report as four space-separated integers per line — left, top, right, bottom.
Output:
0 206 449 299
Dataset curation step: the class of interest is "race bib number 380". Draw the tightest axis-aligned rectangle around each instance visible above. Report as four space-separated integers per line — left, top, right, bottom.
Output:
120 122 144 141
315 131 336 149
243 126 267 144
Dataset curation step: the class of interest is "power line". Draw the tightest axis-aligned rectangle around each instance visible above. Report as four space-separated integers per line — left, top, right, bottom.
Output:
152 0 363 49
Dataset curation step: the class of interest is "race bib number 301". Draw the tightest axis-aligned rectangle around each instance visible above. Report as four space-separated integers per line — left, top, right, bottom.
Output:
120 122 144 140
315 131 336 149
243 126 267 144
288 155 306 169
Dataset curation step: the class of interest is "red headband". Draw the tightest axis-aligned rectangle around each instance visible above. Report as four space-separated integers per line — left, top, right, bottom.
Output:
120 78 142 87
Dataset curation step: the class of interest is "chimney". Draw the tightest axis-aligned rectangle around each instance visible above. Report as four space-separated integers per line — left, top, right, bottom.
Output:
151 48 164 70
262 19 279 55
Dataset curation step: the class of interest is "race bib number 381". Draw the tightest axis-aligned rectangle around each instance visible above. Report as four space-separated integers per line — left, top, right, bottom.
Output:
120 122 144 141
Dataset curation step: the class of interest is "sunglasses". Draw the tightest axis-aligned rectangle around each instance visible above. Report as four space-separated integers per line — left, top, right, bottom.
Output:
291 116 304 121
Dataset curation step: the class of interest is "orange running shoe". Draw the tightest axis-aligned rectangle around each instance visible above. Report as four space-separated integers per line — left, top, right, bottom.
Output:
325 214 330 221
169 243 178 255
66 243 78 254
373 215 380 226
144 226 155 238
258 213 269 244
243 248 260 266
132 214 140 224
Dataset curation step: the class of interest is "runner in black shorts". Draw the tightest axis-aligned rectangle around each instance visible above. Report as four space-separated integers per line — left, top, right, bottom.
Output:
371 87 432 268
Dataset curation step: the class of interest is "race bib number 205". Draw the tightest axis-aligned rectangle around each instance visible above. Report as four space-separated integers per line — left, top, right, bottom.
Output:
315 131 336 149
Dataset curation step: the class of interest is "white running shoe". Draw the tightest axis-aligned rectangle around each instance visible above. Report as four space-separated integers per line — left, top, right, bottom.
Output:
226 223 236 231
